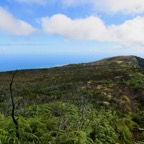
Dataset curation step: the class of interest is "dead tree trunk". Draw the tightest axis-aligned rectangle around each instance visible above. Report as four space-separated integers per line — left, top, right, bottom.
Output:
10 70 19 140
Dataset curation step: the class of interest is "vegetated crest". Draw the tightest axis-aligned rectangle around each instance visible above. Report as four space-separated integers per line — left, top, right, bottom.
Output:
89 55 144 69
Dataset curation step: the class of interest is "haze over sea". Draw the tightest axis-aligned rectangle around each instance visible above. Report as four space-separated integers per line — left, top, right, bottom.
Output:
0 53 107 72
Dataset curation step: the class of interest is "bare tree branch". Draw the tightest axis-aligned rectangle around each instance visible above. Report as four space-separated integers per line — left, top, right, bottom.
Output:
10 70 19 140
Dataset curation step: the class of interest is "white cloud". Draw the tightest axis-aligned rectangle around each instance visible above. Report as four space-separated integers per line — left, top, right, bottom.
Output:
93 0 144 14
0 7 36 36
40 14 109 41
40 14 144 47
109 16 144 45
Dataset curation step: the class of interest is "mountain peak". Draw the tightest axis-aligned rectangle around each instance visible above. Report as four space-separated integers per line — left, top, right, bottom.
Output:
89 55 144 69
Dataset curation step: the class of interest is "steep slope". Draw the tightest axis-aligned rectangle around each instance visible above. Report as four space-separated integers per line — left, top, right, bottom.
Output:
0 55 144 143
0 55 144 106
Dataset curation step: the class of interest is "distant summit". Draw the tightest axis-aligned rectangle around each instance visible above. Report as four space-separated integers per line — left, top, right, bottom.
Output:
89 55 144 69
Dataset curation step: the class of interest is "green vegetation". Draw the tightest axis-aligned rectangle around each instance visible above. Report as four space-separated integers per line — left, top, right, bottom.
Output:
0 55 144 143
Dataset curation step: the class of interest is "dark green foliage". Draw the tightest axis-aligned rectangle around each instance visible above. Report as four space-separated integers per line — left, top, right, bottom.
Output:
0 55 144 143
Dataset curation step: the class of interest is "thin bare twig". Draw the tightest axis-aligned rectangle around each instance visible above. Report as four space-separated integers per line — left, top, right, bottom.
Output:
10 70 19 139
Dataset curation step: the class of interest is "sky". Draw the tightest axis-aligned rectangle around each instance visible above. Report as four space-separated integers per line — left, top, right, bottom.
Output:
1 0 144 71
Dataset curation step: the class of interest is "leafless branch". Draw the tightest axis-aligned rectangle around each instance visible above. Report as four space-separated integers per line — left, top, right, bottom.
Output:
10 70 19 139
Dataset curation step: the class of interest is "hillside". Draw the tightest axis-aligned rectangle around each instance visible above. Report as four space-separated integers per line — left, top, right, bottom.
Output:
0 55 144 143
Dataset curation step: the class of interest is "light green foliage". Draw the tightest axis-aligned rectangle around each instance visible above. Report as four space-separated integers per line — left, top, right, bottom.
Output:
128 72 144 91
1 103 140 143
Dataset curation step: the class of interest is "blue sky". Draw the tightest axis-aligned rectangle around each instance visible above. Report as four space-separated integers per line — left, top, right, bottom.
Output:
0 0 144 71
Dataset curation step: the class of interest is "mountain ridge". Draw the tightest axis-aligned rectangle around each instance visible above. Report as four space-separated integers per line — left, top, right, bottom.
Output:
88 55 144 69
0 55 143 73
0 55 144 143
